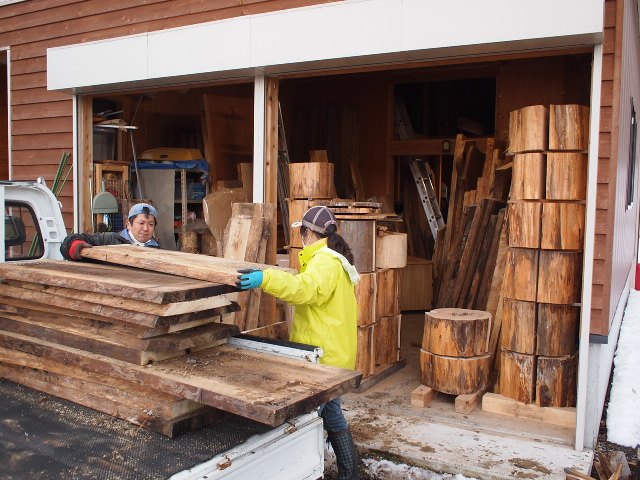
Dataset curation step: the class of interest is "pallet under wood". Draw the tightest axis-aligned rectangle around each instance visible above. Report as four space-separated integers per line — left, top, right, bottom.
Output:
410 384 487 414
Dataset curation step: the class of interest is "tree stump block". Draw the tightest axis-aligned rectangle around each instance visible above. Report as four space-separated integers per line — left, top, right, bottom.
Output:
548 104 590 151
536 303 580 356
537 251 582 304
376 268 400 317
289 162 335 199
500 349 536 404
356 324 374 377
540 202 585 250
375 314 401 365
536 354 578 407
503 247 539 302
422 308 491 357
508 105 548 153
511 153 546 200
338 219 376 273
501 298 536 354
508 202 542 249
375 232 407 269
546 152 587 200
355 272 376 327
419 349 492 395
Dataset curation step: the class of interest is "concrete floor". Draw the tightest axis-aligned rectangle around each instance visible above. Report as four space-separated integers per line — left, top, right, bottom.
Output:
343 313 594 480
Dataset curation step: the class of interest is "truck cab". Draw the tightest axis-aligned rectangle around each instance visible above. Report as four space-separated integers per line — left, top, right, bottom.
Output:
1 178 66 262
0 179 330 479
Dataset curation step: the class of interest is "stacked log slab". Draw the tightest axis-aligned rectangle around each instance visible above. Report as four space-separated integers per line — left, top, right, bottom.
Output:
0 257 361 435
419 308 492 396
0 260 239 436
498 104 586 408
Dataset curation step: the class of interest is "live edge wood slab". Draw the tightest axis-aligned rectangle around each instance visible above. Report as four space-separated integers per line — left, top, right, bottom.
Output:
80 245 295 286
0 329 362 427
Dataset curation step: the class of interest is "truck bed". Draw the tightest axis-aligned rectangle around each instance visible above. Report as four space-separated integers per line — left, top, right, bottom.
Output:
0 379 271 480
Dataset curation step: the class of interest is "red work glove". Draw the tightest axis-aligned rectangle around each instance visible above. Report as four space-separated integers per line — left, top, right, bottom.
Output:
68 240 91 260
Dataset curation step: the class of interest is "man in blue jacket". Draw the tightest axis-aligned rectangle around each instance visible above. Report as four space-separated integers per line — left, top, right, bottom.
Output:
60 203 159 260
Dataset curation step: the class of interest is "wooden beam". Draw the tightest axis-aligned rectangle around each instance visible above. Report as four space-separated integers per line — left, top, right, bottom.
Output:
481 392 576 428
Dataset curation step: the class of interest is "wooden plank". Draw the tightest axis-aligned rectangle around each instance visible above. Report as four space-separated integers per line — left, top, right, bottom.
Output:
7 279 231 316
0 295 233 338
475 208 506 310
0 362 222 438
0 311 237 365
0 284 234 329
0 329 361 427
481 392 576 428
80 245 293 286
464 213 498 308
0 260 232 303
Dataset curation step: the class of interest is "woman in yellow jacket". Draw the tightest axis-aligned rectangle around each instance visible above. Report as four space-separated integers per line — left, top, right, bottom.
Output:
237 206 360 480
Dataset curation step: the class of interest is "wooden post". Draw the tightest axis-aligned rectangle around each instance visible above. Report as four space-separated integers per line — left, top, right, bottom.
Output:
79 95 94 233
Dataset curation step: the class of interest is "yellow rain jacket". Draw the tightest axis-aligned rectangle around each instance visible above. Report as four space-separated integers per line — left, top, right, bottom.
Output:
260 238 360 370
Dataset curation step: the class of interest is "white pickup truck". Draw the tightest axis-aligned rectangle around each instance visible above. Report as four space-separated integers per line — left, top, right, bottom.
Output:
0 178 349 480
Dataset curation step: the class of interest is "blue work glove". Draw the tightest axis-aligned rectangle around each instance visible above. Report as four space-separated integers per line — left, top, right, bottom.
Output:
236 269 264 290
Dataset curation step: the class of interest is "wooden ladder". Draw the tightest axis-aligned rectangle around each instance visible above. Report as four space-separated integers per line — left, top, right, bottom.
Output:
277 103 291 246
409 158 445 239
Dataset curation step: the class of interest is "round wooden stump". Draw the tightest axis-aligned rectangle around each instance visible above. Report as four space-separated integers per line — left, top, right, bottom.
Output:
422 308 491 357
419 349 491 395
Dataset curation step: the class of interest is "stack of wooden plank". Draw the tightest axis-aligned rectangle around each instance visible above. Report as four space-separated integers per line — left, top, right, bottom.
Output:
434 135 510 313
0 250 361 436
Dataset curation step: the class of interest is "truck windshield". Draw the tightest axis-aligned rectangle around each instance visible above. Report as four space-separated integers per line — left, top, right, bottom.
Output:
4 202 44 260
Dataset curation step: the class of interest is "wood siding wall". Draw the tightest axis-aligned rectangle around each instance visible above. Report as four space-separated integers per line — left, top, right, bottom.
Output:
0 0 332 227
0 60 7 180
592 0 640 336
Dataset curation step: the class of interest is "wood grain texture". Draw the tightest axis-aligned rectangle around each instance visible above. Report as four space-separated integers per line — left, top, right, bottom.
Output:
337 219 375 273
422 308 490 357
499 349 536 404
508 105 548 153
0 329 361 427
546 152 587 200
507 202 541 249
537 251 582 304
375 268 400 317
548 104 590 151
374 314 400 365
0 260 232 303
511 153 545 200
288 162 335 199
503 247 539 302
536 354 577 408
419 349 491 395
540 202 585 250
354 272 376 326
536 303 580 356
375 232 407 269
80 245 293 285
501 298 536 354
356 324 374 377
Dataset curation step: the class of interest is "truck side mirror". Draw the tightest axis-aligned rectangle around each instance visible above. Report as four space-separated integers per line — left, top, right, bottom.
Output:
5 215 27 247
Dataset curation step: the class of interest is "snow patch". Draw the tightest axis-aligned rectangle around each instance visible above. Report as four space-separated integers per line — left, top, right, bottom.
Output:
606 288 640 447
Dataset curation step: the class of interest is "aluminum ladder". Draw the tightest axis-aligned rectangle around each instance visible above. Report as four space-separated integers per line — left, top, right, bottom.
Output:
409 158 444 239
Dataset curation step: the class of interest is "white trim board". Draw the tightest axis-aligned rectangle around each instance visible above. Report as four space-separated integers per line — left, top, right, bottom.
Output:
47 0 604 93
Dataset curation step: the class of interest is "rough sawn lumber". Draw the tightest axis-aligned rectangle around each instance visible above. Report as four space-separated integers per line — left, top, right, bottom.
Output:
80 245 293 286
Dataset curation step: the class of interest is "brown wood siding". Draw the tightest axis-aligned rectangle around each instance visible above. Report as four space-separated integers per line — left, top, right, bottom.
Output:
591 0 640 336
0 0 334 225
0 60 7 180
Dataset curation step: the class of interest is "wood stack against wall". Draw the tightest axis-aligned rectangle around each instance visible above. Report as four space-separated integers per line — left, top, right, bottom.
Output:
287 154 336 269
498 104 586 408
